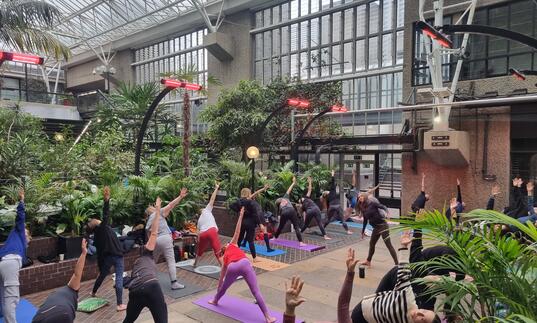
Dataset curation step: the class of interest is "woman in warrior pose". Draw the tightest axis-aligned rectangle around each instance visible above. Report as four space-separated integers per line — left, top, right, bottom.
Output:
274 176 306 246
300 176 331 240
323 170 352 235
209 207 276 323
194 181 222 267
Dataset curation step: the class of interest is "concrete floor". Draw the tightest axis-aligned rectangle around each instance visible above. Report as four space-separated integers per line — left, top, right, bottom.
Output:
26 224 398 323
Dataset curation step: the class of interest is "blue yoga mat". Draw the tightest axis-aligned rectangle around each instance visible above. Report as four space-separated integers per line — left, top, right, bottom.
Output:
330 221 374 230
0 299 37 323
240 243 286 256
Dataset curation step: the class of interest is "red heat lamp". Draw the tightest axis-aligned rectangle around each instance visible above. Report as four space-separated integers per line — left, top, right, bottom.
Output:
0 51 44 65
416 21 453 49
509 68 526 81
331 105 348 112
287 98 310 109
161 79 203 91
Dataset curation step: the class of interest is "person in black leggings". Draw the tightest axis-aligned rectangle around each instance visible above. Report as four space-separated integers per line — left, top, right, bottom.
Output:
230 190 260 261
300 176 331 240
274 176 305 246
123 197 167 323
323 170 352 235
446 178 465 224
358 193 398 266
242 184 274 252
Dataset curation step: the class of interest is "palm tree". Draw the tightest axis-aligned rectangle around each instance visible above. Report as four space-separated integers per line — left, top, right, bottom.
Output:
161 64 221 176
397 209 537 322
0 0 70 59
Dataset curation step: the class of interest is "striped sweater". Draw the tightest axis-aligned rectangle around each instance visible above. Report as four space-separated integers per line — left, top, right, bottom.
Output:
338 248 418 323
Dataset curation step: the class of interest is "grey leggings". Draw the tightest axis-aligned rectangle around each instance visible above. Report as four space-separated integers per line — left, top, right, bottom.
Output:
0 257 21 323
153 234 177 282
366 222 398 264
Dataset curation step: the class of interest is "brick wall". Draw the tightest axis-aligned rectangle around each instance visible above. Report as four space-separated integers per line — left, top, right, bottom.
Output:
0 236 58 260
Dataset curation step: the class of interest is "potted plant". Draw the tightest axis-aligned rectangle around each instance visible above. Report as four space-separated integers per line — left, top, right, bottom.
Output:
57 195 90 259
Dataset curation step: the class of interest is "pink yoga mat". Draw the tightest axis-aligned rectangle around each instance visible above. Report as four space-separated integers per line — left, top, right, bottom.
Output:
194 294 303 323
270 238 325 252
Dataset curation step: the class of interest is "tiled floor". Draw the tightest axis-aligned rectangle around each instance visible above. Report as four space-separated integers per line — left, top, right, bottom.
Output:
25 223 397 323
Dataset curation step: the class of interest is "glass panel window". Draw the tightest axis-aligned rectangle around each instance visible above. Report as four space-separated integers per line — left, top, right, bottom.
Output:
291 0 299 19
300 21 309 49
382 0 393 31
369 1 380 34
255 34 263 60
282 3 290 22
321 0 330 10
300 51 309 79
273 29 280 56
311 0 319 13
291 53 299 77
369 36 379 69
356 39 365 71
321 15 330 45
255 12 263 28
344 9 354 40
510 2 532 54
380 73 393 108
396 0 404 28
301 0 309 16
393 72 402 103
282 26 290 54
281 55 290 76
356 5 366 37
488 57 507 75
263 31 271 58
255 61 263 81
396 30 404 64
343 42 353 73
510 54 532 71
264 9 271 27
321 47 330 77
272 57 281 79
310 49 320 78
263 59 271 84
291 24 299 51
368 75 379 109
382 33 393 67
272 6 281 25
332 44 341 75
332 12 341 43
311 18 319 47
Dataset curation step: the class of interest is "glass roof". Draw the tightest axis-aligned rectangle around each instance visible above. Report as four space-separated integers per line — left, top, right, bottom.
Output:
49 0 218 56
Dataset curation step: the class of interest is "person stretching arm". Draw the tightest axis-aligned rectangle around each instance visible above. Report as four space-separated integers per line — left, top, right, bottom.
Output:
215 207 245 292
195 182 223 267
283 276 306 323
68 239 88 291
486 184 500 210
250 184 270 200
161 187 188 218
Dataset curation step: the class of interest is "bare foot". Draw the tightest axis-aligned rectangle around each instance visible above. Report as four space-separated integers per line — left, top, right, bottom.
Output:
266 316 277 323
208 299 218 305
324 235 332 240
346 230 353 235
360 260 371 267
299 242 307 247
117 304 127 311
91 293 96 298
253 258 261 263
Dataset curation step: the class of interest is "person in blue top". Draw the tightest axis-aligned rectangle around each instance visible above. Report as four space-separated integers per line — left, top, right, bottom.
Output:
0 189 30 323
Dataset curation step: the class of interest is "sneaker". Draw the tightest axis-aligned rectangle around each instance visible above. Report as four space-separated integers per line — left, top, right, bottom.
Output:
171 281 185 290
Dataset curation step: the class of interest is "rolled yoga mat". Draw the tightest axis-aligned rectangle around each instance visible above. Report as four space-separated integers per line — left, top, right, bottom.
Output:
240 243 286 256
270 238 325 252
157 272 204 299
194 294 303 323
0 299 37 323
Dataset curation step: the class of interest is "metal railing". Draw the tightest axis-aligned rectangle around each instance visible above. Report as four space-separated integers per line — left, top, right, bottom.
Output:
0 87 77 106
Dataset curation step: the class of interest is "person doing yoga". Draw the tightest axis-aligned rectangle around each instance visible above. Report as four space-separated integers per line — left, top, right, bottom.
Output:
241 184 274 253
338 242 442 323
32 239 88 323
358 193 398 266
411 173 430 213
194 181 222 268
345 169 359 218
0 189 30 323
230 189 261 260
274 176 306 246
123 197 167 323
323 170 352 235
445 179 464 224
209 207 276 323
300 176 331 240
86 187 126 311
146 187 188 290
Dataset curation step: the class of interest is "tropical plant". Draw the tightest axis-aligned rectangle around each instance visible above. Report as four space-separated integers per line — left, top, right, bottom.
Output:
396 209 537 322
0 0 70 59
162 64 221 176
57 195 91 236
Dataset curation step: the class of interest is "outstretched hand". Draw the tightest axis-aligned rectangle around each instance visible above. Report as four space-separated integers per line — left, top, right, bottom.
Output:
215 181 220 188
527 181 534 192
449 197 458 210
456 178 460 186
18 189 25 202
156 197 162 208
400 231 412 248
491 184 501 196
81 238 88 254
103 186 110 201
346 248 359 272
331 170 335 177
179 187 188 198
285 276 306 315
307 176 312 184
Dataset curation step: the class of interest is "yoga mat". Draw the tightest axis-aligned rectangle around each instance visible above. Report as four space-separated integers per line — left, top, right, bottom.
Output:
77 297 109 312
157 272 204 299
176 259 195 267
270 238 325 252
246 255 289 271
240 243 286 256
194 294 302 323
0 299 37 323
330 221 373 230
179 265 222 279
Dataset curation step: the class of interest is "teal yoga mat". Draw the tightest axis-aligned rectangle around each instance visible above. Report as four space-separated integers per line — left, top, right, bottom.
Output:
240 243 286 256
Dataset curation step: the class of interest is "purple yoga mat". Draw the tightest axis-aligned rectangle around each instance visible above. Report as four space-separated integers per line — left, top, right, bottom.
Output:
194 294 303 323
270 238 325 252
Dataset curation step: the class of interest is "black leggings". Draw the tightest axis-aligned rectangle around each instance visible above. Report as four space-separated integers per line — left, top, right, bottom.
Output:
324 205 349 231
275 208 303 242
123 280 167 323
238 225 257 258
301 209 326 236
366 222 398 264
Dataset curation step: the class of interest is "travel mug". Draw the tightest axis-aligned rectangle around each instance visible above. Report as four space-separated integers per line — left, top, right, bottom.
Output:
358 265 366 279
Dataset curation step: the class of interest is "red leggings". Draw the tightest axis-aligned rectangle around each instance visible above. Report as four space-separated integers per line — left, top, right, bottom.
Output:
197 227 221 257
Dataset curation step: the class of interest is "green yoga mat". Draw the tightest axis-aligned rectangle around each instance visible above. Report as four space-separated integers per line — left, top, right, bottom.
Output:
77 297 109 313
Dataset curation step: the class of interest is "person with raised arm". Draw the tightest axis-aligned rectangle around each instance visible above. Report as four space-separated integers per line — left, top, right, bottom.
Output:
337 241 442 323
274 176 306 246
194 181 223 267
86 186 126 311
345 168 360 218
209 207 276 323
283 276 306 323
486 184 501 210
32 239 88 323
411 173 430 213
246 184 274 252
230 187 262 261
146 187 188 290
300 176 331 240
358 193 398 266
446 178 465 223
123 197 167 323
323 170 352 235
0 189 30 323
